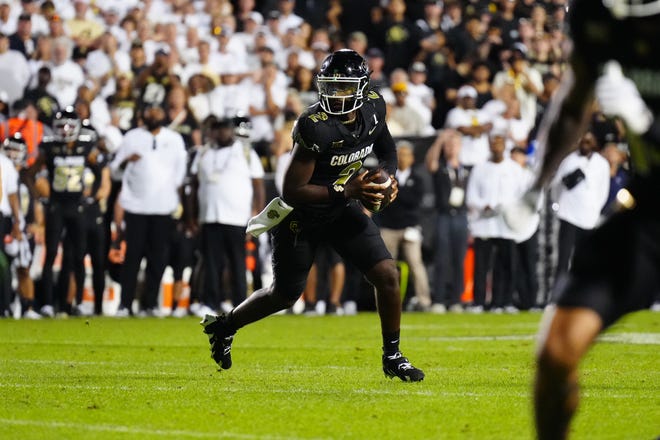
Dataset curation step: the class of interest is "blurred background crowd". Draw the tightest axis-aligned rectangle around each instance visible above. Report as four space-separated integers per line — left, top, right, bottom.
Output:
0 0 656 319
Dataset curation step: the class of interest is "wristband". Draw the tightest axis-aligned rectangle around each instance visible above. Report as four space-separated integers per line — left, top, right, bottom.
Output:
328 183 346 202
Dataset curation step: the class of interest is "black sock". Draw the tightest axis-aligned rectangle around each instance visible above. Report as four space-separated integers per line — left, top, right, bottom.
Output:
382 330 400 355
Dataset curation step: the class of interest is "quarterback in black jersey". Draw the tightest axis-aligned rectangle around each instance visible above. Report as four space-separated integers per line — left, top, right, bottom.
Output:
29 107 101 316
201 49 424 382
501 1 660 438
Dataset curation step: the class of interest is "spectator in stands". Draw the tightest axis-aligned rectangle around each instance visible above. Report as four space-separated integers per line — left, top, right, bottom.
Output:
275 0 304 36
426 129 470 313
23 66 60 126
469 61 493 109
0 1 15 37
110 104 187 317
47 36 85 107
552 129 610 285
135 46 180 111
407 61 436 127
0 31 29 105
106 70 137 133
20 0 48 37
190 116 265 316
66 0 104 48
365 48 388 91
444 84 493 167
377 140 432 312
165 85 201 149
86 32 131 99
9 12 36 59
466 133 526 313
415 0 443 41
248 60 287 172
0 99 47 166
346 31 368 56
376 0 420 73
386 81 434 137
492 44 543 128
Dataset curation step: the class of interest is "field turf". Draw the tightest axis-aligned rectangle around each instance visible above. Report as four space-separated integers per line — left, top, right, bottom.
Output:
1 311 658 439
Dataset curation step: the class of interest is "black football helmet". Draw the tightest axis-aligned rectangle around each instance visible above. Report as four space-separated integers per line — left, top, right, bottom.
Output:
603 0 660 17
53 106 81 142
317 49 370 115
2 132 27 166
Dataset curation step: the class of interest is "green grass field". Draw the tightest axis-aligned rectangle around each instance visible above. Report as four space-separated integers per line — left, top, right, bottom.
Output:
1 311 658 439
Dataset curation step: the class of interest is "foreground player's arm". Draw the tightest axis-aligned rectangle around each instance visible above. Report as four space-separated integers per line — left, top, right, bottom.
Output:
532 55 598 190
283 144 385 206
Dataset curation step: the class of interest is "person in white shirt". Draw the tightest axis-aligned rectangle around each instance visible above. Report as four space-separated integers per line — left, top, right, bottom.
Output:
466 133 526 313
248 61 287 171
110 104 187 317
0 31 29 105
275 0 304 36
46 36 85 108
552 129 610 282
445 85 493 167
190 117 265 315
492 45 543 128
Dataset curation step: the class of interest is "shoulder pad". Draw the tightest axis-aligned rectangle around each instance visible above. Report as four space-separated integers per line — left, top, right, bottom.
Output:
293 107 331 153
364 89 386 116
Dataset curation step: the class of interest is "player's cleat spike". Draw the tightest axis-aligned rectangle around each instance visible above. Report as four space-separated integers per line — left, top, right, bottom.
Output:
382 351 425 382
200 314 235 370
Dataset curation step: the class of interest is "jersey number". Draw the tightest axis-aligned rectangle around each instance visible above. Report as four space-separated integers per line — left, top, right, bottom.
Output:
308 112 328 123
53 165 84 192
332 161 363 187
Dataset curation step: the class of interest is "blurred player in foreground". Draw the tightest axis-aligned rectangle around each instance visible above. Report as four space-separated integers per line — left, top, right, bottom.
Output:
503 1 660 438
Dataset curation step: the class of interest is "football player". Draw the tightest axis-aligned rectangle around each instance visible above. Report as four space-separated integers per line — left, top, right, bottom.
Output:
201 49 424 382
28 107 102 317
503 1 660 438
59 100 111 316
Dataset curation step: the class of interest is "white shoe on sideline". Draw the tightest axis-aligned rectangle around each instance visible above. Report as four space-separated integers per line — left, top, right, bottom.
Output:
448 304 464 313
40 305 54 318
23 309 42 320
171 307 188 318
114 307 130 318
220 300 234 314
343 301 357 316
194 304 215 319
431 303 447 314
467 305 484 314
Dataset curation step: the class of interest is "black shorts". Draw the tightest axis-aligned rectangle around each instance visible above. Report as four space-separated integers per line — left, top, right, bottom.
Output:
271 201 391 301
556 208 659 328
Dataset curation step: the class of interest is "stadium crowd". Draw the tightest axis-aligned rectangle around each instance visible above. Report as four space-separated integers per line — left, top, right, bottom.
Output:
0 0 656 319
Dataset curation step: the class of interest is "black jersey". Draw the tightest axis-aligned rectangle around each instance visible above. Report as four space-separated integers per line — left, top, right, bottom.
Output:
292 90 397 218
39 127 98 204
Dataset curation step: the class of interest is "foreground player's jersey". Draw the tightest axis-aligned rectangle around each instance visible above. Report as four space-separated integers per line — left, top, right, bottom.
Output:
292 90 396 218
40 127 97 203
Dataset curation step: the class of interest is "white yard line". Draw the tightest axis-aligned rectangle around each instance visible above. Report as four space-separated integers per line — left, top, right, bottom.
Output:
0 418 319 440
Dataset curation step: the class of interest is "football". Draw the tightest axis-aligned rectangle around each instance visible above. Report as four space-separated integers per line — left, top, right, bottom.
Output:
362 168 394 213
